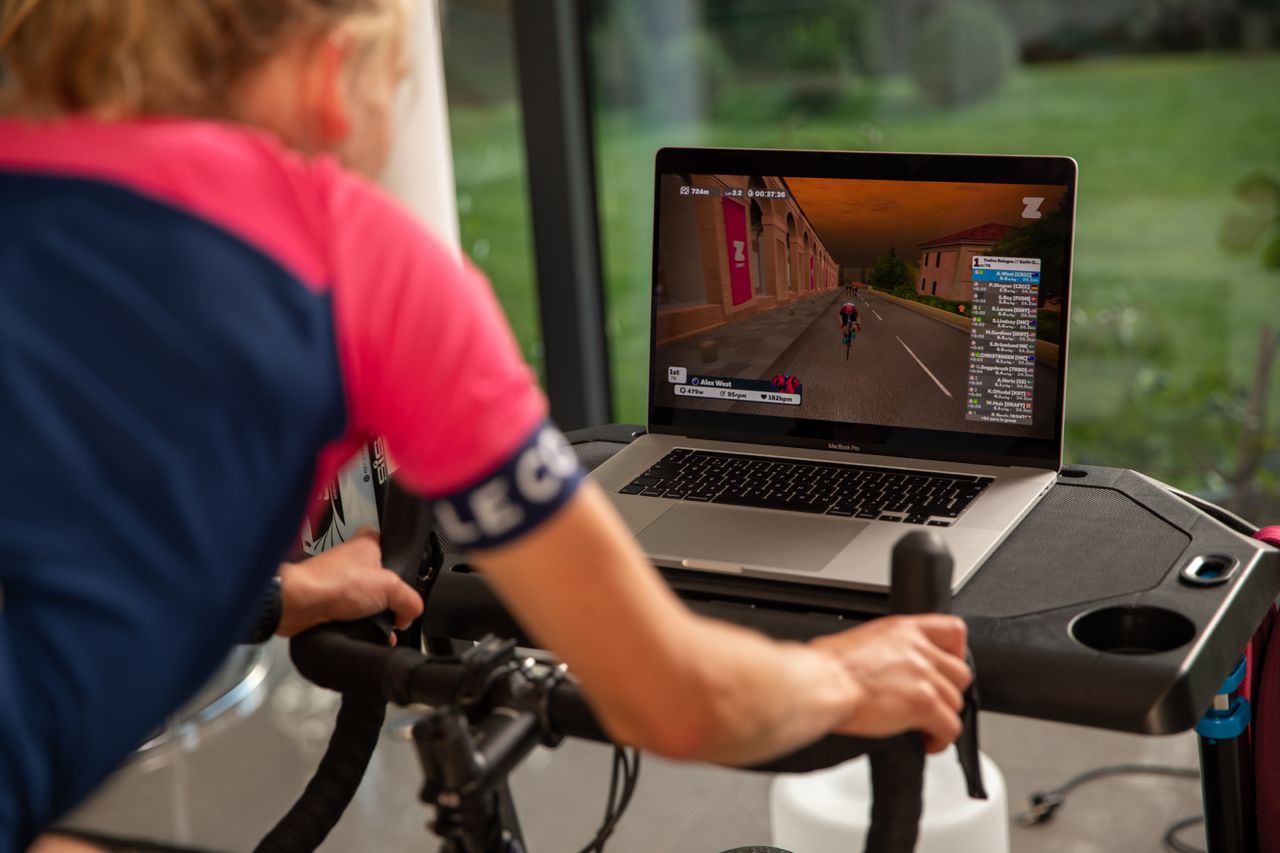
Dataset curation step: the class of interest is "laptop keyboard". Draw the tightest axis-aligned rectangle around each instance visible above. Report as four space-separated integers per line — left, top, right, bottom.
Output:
618 449 994 526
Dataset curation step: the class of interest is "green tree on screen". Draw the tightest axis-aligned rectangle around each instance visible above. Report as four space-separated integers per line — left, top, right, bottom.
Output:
868 246 916 296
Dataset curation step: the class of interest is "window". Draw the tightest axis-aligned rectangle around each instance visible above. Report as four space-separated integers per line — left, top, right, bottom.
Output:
587 0 1280 519
440 2 544 378
785 212 795 291
749 196 765 295
802 231 813 291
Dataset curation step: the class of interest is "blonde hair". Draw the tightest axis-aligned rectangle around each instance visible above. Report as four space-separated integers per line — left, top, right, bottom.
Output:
0 0 410 118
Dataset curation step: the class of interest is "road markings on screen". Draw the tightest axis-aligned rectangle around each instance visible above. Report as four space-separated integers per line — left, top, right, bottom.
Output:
872 309 883 321
896 336 953 398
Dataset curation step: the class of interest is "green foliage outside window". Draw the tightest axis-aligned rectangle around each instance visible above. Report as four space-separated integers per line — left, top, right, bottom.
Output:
909 1 1020 105
442 1 1280 521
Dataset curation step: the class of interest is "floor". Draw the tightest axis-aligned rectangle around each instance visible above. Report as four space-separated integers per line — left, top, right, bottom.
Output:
58 641 1210 853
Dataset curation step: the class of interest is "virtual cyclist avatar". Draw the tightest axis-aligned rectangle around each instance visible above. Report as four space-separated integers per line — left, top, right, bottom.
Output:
839 301 863 359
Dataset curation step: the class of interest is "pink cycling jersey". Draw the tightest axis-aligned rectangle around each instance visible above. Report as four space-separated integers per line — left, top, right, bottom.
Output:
0 116 581 845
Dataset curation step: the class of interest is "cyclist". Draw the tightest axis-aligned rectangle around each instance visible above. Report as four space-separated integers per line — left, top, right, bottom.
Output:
0 2 970 848
839 301 862 346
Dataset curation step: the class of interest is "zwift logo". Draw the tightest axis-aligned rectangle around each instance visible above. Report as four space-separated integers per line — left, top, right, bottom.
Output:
1021 197 1045 220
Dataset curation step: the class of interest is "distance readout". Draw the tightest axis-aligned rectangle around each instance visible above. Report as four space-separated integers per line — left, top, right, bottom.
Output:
678 186 789 201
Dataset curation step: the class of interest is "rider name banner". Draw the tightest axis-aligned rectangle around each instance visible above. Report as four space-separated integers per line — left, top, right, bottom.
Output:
669 372 802 407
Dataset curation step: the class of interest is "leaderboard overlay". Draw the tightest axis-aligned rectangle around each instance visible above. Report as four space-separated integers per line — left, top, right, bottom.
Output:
966 255 1041 426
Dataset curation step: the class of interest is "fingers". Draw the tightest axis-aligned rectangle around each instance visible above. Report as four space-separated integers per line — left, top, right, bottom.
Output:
348 527 383 566
929 705 963 751
911 614 967 660
899 645 964 748
914 684 964 752
820 615 970 749
916 637 972 695
859 614 970 692
380 571 424 630
923 730 953 755
916 652 964 714
904 617 969 746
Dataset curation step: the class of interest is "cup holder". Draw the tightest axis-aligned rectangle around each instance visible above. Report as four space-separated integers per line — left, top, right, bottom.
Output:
1070 606 1196 655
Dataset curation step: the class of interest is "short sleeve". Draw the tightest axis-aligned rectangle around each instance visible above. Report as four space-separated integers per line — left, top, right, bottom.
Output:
322 165 550 498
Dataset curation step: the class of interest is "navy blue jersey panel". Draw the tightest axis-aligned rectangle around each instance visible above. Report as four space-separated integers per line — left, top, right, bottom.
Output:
0 173 346 845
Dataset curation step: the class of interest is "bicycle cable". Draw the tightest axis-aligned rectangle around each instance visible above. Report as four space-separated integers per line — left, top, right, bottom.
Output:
576 746 642 853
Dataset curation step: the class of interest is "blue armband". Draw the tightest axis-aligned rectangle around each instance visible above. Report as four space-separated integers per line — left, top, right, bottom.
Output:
432 421 585 551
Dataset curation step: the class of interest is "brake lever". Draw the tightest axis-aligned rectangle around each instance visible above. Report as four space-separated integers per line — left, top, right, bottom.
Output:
957 648 986 799
368 479 437 644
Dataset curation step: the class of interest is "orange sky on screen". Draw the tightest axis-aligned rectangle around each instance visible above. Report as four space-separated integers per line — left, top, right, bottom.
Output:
784 178 1069 271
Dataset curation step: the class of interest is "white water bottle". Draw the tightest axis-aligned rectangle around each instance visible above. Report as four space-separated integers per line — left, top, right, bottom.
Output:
769 748 1009 853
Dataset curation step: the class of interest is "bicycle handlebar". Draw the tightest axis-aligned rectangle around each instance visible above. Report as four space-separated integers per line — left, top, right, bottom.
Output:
267 479 980 853
287 620 888 773
865 531 956 852
287 531 964 782
292 485 953 773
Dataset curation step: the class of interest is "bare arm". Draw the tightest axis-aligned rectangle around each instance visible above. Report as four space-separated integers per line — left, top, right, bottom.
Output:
472 481 970 765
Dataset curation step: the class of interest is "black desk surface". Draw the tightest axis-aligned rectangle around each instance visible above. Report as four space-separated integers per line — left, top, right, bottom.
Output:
425 425 1280 736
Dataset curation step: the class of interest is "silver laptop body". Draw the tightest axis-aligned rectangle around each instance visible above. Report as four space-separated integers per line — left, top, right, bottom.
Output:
593 148 1077 592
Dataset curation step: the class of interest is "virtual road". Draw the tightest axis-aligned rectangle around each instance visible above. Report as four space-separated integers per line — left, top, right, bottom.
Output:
727 290 1058 437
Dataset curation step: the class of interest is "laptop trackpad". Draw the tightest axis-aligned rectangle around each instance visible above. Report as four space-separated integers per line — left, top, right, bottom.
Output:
637 504 867 573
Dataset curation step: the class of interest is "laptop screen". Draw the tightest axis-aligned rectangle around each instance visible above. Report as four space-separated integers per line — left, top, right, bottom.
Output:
648 148 1076 469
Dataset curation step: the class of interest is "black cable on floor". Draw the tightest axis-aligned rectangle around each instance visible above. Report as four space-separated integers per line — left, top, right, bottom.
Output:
1163 815 1206 853
1016 763 1204 853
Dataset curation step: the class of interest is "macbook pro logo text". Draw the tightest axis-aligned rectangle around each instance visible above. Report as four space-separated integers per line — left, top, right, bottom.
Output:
827 442 860 452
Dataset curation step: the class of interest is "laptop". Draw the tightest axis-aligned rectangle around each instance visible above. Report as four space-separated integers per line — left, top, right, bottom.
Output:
591 147 1077 592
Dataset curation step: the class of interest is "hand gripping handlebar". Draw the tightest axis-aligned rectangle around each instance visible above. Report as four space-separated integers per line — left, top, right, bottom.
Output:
259 485 984 853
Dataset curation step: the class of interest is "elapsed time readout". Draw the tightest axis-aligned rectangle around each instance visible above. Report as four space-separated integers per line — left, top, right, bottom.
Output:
679 186 790 200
